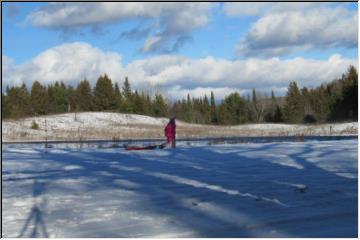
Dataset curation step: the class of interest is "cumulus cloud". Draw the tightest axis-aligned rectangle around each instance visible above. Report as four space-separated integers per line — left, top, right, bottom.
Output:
126 54 357 92
27 2 212 54
224 3 357 57
3 42 357 100
166 86 246 101
2 42 126 88
223 2 330 17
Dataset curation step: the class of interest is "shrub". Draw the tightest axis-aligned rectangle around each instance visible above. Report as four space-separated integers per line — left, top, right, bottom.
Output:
303 114 317 124
31 120 39 130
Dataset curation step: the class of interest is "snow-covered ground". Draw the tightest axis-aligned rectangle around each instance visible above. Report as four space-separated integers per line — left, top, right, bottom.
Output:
2 139 357 237
2 112 358 141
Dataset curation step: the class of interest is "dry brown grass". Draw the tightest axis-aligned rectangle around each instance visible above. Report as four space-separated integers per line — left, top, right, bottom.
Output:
2 117 358 142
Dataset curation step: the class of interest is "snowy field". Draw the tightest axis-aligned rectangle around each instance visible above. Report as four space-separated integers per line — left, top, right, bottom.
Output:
2 139 358 237
2 112 358 141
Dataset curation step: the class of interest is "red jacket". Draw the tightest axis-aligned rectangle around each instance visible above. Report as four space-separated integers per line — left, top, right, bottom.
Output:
165 122 176 138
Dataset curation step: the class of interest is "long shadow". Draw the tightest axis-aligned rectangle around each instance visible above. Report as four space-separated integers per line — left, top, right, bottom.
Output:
75 144 357 236
17 180 49 238
3 141 358 237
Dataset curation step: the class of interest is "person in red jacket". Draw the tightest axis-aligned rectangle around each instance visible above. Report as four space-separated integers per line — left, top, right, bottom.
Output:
164 117 176 148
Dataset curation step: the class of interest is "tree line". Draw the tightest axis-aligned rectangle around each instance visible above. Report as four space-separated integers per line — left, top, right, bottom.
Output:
2 65 357 124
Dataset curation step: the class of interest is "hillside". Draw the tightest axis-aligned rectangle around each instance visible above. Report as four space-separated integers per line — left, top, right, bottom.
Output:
2 112 358 142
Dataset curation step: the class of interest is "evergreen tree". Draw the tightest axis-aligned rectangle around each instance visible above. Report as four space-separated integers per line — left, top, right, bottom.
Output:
185 94 192 122
327 66 357 121
47 84 57 113
344 65 358 120
123 77 132 99
122 77 134 113
222 92 247 124
152 94 167 117
4 84 31 118
20 83 32 116
217 103 232 125
144 95 152 116
169 100 184 121
192 97 204 124
283 81 305 123
273 105 283 123
251 88 258 122
176 99 189 121
313 86 330 122
133 90 147 115
210 91 217 124
76 79 93 111
46 82 67 114
66 85 76 112
31 81 48 115
114 82 123 111
2 92 10 118
93 74 116 111
264 90 277 122
203 95 211 124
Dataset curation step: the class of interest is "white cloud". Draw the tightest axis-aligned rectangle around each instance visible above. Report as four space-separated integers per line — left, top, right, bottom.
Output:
126 54 357 92
27 2 212 53
2 42 126 88
223 2 331 17
3 43 357 100
224 3 357 57
166 85 245 101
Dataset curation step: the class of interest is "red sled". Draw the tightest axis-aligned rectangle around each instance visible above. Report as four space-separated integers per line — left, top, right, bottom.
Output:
124 143 167 151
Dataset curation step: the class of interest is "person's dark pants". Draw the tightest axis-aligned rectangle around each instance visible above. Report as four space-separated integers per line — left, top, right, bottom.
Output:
166 136 176 148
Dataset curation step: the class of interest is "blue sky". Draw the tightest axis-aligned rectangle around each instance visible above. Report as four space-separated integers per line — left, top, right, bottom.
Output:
2 2 358 99
3 2 250 64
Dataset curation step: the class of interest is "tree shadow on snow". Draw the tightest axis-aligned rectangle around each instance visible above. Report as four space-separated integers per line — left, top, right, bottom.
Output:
3 141 358 238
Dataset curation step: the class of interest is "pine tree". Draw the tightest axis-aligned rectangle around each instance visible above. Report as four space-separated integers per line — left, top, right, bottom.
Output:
203 95 211 124
264 90 277 122
192 97 204 124
93 74 116 111
283 81 305 123
152 94 167 117
273 105 283 123
53 82 68 113
47 84 56 114
133 90 147 114
222 92 247 124
122 77 134 113
185 94 192 122
123 77 132 100
2 92 10 118
145 95 152 116
178 99 188 121
4 84 31 118
76 79 93 111
217 103 232 125
114 83 123 111
66 85 76 112
210 91 217 124
20 83 32 116
339 65 358 120
31 81 48 115
302 87 316 123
